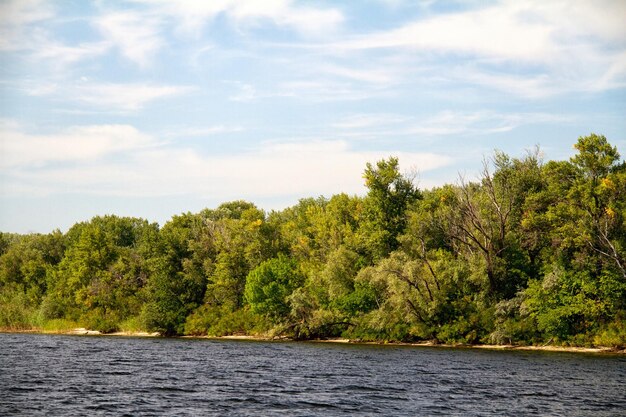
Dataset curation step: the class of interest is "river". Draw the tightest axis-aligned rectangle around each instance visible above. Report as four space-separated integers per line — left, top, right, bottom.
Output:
1 333 625 416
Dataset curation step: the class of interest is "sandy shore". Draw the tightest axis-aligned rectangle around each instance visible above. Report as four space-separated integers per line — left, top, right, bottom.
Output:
318 338 625 354
408 341 625 354
0 328 161 337
67 328 161 337
195 335 625 354
2 328 624 354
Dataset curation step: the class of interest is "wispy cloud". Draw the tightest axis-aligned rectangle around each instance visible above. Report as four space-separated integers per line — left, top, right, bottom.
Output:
0 1 111 75
94 11 163 67
317 0 626 97
24 80 193 111
332 114 411 130
29 35 111 69
1 123 451 199
165 125 245 138
276 80 392 102
228 82 260 102
328 5 549 61
0 124 155 169
318 63 396 85
131 0 344 38
0 0 54 51
72 82 193 111
331 111 573 139
332 1 624 61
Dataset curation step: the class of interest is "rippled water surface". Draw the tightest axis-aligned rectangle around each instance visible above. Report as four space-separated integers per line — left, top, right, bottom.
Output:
1 333 625 416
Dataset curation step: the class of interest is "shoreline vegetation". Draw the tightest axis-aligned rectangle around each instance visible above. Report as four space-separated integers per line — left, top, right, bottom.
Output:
1 328 624 355
1 134 625 351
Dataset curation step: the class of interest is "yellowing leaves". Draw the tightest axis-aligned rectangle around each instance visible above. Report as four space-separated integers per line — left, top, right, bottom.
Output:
605 207 616 218
600 177 615 190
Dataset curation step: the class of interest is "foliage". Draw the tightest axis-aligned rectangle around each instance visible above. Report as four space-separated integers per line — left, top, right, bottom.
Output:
360 157 420 260
244 254 304 321
184 305 263 336
0 284 36 330
0 134 624 348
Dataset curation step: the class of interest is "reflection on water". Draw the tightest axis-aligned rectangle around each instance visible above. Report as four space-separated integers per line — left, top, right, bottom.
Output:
1 333 625 416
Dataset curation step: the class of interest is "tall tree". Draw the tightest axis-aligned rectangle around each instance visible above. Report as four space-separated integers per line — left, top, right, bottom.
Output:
361 157 420 261
244 254 304 323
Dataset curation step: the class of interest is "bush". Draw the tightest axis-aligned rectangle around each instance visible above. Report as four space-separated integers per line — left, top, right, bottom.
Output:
119 316 144 333
244 254 304 321
38 318 81 332
184 305 264 336
594 320 626 348
39 293 70 320
333 283 378 315
344 309 414 342
83 309 119 333
141 300 185 336
0 285 35 330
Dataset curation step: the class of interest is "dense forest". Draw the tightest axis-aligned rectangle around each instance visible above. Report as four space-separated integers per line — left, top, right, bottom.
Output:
1 134 625 347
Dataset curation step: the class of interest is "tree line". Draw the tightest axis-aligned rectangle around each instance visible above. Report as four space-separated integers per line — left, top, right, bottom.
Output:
1 134 624 347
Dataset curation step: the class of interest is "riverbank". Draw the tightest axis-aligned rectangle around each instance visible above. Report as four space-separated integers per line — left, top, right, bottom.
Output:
70 328 161 337
2 328 624 354
206 334 625 354
0 327 161 337
304 338 626 354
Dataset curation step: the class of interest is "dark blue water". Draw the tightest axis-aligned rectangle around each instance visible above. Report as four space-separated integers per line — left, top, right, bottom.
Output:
1 333 625 416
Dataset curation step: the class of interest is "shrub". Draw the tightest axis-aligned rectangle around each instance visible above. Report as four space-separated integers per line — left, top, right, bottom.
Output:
0 285 34 330
594 320 626 349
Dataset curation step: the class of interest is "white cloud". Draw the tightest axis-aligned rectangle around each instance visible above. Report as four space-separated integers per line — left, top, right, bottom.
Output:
0 0 54 51
0 1 111 72
456 69 555 99
73 82 193 110
593 51 626 91
165 125 245 138
322 0 626 97
1 123 451 199
332 114 410 130
531 0 626 44
0 124 155 169
29 34 111 68
331 110 573 139
277 80 391 102
319 63 395 84
22 81 60 97
332 2 555 61
24 81 193 111
132 0 344 37
3 4 162 69
332 1 625 61
94 11 163 67
228 82 260 102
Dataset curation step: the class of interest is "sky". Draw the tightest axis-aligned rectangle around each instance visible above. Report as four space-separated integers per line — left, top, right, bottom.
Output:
1 0 625 234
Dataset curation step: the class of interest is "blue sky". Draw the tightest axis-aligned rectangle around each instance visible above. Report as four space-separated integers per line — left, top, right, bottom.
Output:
1 0 625 233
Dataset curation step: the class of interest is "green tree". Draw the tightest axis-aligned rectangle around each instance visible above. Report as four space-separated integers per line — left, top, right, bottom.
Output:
520 135 625 343
360 157 420 261
141 213 206 335
445 150 542 299
41 216 158 331
571 133 620 184
201 202 273 309
0 231 65 304
244 254 304 322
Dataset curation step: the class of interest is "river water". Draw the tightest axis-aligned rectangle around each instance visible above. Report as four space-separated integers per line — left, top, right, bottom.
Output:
1 333 625 416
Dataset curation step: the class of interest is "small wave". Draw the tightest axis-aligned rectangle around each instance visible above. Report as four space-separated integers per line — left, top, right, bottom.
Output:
154 386 197 393
6 386 39 393
330 384 382 392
